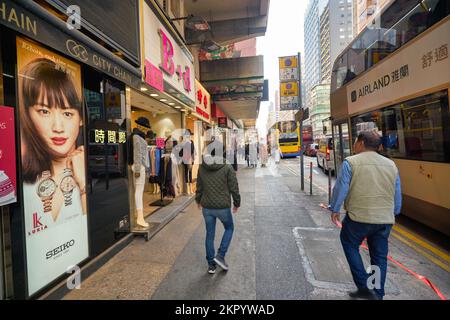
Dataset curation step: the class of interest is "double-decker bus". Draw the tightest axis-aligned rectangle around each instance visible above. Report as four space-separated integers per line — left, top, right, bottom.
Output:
278 121 301 158
269 121 301 158
330 0 450 235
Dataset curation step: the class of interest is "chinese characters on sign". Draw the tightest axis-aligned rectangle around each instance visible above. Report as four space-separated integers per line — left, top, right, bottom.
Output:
194 80 211 121
422 44 448 69
280 97 299 111
391 64 409 83
145 60 164 92
279 55 301 111
94 129 127 144
280 82 298 96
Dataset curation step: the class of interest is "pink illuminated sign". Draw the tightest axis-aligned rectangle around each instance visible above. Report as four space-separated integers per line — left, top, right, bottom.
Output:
145 60 164 92
158 28 192 93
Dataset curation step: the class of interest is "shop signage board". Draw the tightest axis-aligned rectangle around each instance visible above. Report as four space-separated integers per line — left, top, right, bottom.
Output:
17 37 89 296
0 0 142 88
218 117 230 128
194 80 211 122
0 105 17 206
53 0 140 65
142 3 195 107
145 60 164 92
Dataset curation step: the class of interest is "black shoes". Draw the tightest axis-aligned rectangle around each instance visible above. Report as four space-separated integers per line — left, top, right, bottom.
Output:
214 255 229 271
208 264 216 274
348 288 382 300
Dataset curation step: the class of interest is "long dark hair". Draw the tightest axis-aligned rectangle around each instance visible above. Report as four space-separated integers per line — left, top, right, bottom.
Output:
19 58 82 183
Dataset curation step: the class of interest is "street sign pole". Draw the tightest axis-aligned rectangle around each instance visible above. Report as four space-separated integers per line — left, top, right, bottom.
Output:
298 52 304 191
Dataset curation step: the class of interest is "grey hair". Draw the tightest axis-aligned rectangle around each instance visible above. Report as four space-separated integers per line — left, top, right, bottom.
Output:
357 130 382 150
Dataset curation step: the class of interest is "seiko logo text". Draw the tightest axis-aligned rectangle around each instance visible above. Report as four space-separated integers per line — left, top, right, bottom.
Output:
46 239 75 260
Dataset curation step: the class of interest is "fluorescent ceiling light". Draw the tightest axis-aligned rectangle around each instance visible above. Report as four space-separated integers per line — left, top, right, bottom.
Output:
150 93 159 97
140 87 148 92
160 99 167 102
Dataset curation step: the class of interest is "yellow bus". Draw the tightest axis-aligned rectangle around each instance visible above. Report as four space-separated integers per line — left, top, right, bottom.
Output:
273 121 301 158
330 0 450 235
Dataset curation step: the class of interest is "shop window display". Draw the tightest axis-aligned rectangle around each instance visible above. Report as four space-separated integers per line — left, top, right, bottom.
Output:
84 70 130 257
129 105 187 229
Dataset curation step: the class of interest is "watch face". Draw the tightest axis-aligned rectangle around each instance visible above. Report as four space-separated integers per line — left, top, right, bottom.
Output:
37 178 57 197
60 176 76 192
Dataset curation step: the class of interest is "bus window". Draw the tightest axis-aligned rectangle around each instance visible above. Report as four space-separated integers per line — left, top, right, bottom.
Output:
351 90 450 162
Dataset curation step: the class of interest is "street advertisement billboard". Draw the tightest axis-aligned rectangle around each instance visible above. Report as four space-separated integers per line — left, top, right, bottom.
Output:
280 82 298 97
280 97 299 111
17 37 89 296
0 106 17 206
279 56 298 82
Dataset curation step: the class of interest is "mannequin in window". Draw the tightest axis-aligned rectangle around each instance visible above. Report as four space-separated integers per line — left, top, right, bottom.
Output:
181 129 196 194
164 130 176 154
132 117 151 228
145 130 159 194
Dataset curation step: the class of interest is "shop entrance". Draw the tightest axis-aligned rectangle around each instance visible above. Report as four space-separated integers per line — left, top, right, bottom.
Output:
129 89 187 230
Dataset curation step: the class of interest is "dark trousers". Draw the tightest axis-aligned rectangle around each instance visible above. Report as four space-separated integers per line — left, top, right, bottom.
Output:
183 163 193 183
340 215 392 298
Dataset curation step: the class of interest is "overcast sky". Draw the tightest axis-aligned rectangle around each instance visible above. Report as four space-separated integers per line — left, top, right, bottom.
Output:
256 0 308 137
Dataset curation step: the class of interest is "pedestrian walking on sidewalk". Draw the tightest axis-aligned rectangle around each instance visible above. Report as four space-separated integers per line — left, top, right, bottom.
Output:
327 130 402 300
196 140 241 274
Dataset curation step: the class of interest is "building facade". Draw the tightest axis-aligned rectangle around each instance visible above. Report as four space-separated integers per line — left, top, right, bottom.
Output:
354 0 391 35
310 83 331 141
304 0 327 115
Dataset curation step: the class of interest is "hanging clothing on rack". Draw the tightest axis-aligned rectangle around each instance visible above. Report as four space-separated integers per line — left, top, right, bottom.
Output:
170 153 183 196
159 154 175 197
148 146 161 184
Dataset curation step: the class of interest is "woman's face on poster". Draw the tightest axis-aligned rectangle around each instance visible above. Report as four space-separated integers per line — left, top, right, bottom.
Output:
29 84 81 158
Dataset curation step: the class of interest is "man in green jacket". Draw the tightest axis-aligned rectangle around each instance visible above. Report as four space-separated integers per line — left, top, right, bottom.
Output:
196 141 241 274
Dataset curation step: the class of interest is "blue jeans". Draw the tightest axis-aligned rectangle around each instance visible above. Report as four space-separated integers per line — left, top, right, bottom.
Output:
340 215 392 299
203 208 234 266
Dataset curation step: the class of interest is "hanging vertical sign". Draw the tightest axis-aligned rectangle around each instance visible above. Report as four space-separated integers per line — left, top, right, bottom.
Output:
279 56 299 82
279 55 301 111
194 80 211 122
17 37 89 296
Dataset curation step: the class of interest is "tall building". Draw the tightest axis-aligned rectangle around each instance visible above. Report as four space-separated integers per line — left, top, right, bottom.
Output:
354 0 391 36
304 0 328 119
319 4 331 82
305 0 353 140
320 0 354 83
310 83 331 140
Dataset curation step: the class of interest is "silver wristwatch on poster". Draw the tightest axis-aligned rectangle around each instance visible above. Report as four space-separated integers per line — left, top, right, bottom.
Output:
60 168 76 206
36 170 57 213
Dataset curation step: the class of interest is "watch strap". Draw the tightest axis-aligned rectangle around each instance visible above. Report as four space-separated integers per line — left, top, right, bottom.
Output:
63 191 73 206
42 197 52 213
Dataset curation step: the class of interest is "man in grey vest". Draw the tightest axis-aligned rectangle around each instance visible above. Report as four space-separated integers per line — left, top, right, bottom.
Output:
328 131 402 300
